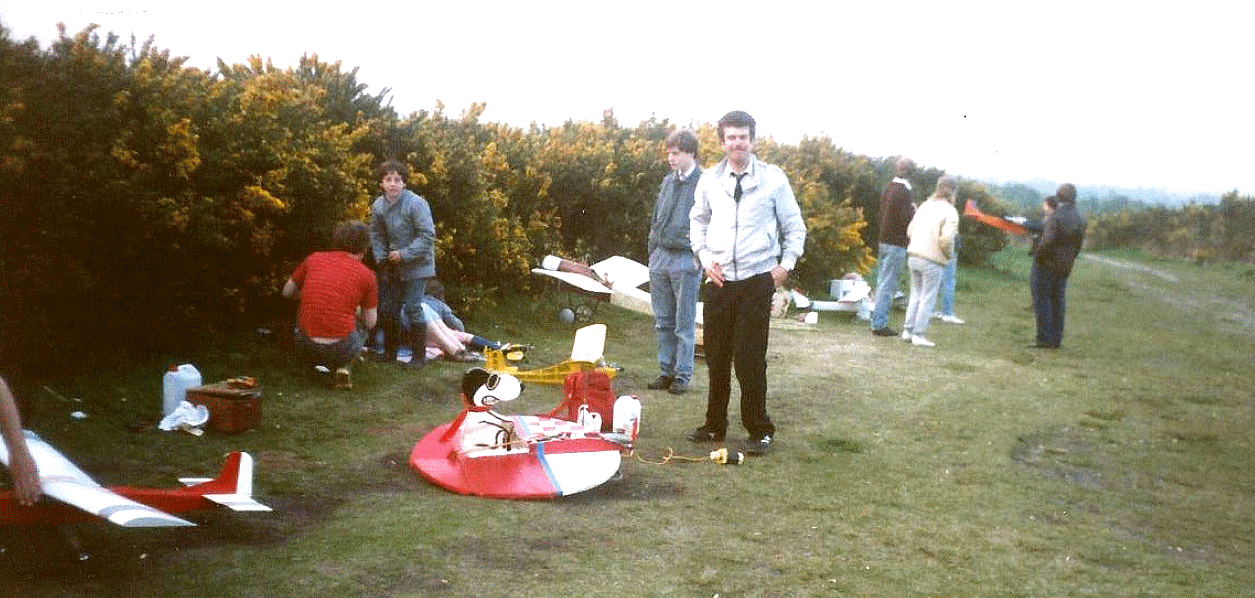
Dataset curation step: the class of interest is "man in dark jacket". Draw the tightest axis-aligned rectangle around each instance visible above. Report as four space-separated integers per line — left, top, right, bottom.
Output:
870 157 916 336
647 129 702 395
1030 183 1086 348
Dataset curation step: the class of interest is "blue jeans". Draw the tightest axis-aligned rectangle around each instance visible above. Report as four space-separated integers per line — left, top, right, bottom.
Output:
871 243 907 330
294 325 367 369
378 272 427 355
937 254 957 317
650 266 701 383
1031 263 1068 347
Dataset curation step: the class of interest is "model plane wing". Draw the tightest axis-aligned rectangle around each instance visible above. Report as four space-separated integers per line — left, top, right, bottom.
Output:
530 268 612 296
589 256 651 290
964 200 1029 235
2 431 193 527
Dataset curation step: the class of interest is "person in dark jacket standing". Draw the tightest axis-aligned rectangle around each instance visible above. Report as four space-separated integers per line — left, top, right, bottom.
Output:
647 129 702 395
1030 183 1086 348
870 157 916 336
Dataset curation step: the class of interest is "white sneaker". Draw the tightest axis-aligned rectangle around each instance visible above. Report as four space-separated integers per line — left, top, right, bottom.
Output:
939 314 965 324
901 329 912 341
911 335 935 347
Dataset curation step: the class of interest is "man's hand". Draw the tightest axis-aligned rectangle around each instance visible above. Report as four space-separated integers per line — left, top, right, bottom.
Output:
387 250 402 263
705 262 725 287
771 265 789 288
9 451 40 506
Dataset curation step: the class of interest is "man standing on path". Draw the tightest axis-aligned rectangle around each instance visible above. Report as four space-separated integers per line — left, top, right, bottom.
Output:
647 129 703 396
369 160 436 366
870 157 916 337
687 111 806 456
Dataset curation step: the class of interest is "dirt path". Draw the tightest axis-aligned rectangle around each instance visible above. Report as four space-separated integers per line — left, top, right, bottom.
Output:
1082 253 1255 334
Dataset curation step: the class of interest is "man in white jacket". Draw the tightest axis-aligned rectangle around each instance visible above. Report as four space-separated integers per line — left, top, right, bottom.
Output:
687 111 806 455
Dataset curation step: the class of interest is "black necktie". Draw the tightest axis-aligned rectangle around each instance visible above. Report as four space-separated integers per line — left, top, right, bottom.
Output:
733 173 747 202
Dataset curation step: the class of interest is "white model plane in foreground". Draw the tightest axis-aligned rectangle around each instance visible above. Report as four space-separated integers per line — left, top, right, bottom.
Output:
0 430 270 527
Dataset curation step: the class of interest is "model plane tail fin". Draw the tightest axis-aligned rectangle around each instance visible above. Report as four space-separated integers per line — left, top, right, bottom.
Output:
179 452 272 512
569 324 607 362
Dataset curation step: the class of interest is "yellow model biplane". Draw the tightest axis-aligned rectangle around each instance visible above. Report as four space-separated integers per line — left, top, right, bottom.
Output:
483 324 618 385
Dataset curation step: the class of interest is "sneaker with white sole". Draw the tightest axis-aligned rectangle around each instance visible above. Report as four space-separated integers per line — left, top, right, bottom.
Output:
900 329 913 342
938 314 965 324
745 435 772 455
911 335 935 347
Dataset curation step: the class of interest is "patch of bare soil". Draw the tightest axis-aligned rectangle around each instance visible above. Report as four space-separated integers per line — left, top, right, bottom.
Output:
1010 427 1106 490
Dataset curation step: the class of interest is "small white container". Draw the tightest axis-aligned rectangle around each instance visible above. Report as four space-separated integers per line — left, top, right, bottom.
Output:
162 364 202 416
613 395 641 440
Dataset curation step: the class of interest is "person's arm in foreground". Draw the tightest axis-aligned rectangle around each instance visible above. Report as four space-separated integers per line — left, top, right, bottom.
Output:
1 376 41 505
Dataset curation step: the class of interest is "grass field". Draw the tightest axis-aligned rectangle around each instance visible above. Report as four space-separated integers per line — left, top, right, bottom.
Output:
2 247 1253 597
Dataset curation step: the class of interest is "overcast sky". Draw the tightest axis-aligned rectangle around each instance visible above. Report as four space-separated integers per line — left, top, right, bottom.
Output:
4 1 1250 195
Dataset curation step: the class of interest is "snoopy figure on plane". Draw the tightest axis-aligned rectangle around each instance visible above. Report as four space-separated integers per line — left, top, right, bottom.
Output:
440 368 524 456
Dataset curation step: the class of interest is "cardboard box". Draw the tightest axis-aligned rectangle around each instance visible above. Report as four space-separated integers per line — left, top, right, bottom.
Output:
187 380 262 433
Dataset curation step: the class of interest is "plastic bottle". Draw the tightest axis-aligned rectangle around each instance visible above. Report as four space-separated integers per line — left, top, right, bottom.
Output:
163 364 202 416
575 404 602 434
613 395 641 440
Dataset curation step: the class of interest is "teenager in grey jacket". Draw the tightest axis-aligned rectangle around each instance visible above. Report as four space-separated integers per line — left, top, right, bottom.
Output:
369 160 436 365
687 111 806 456
647 129 703 395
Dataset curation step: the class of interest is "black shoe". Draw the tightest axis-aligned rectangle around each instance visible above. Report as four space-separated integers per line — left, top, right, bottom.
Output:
686 427 725 443
871 327 899 337
667 379 689 395
745 435 773 455
647 375 674 390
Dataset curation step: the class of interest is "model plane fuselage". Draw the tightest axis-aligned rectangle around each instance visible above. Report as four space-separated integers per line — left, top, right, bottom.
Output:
0 431 270 527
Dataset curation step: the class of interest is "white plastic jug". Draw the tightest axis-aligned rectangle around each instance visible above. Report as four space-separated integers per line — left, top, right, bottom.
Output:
613 395 641 440
163 364 202 416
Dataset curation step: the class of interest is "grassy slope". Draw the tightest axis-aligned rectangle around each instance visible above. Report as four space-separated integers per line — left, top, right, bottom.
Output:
2 248 1252 598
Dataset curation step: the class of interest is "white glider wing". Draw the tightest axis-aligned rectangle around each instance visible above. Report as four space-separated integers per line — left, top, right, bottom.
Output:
4 431 194 527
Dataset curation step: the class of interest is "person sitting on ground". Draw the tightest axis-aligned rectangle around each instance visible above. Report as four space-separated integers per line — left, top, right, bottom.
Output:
416 302 494 363
1 375 41 506
423 279 465 332
283 220 378 390
394 281 504 363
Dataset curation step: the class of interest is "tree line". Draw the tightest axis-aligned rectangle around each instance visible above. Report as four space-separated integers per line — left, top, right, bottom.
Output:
2 23 1026 377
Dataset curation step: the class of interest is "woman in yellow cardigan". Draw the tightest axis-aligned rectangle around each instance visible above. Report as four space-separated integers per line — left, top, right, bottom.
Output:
902 176 960 347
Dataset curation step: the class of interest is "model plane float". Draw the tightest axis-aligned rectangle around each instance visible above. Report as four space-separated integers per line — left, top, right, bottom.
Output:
409 368 637 499
0 431 270 527
483 323 619 386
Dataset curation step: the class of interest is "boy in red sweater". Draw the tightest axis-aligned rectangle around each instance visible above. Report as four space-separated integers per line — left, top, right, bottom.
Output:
283 221 379 389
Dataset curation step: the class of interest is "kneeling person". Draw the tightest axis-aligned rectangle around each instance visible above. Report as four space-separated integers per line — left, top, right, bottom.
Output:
283 220 379 389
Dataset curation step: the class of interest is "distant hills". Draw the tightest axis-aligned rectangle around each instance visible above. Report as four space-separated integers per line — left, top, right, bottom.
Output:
980 177 1223 207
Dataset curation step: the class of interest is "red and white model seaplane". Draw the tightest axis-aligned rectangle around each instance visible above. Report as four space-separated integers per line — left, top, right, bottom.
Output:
0 431 270 527
409 368 636 499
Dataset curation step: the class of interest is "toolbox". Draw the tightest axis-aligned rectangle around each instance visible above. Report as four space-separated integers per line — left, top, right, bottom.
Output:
186 378 262 433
